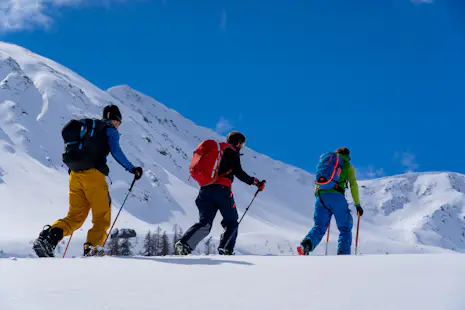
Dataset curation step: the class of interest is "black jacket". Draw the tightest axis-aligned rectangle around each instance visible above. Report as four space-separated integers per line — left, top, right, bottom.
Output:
216 147 255 186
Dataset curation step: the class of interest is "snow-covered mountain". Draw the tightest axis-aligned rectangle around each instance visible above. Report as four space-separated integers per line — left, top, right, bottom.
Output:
0 41 464 257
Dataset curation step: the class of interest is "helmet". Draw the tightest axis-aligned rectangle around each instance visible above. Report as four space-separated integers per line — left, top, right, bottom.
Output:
103 105 122 123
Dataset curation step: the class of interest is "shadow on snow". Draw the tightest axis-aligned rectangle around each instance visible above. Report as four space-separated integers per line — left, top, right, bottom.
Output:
118 256 254 266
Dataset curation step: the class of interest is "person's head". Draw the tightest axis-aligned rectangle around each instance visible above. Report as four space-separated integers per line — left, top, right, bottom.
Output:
227 131 246 149
103 105 122 129
336 147 351 161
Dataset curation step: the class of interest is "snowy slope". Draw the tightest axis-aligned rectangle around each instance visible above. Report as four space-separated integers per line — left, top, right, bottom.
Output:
1 254 465 310
0 41 464 257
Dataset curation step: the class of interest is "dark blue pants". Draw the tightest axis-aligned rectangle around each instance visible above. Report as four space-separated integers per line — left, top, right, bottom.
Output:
181 185 238 251
305 192 353 255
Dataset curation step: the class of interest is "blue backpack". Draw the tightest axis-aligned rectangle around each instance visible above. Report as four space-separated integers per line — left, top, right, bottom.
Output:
315 152 344 190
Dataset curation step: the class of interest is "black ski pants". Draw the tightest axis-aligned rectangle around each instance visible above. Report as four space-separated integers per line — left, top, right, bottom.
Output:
181 185 238 251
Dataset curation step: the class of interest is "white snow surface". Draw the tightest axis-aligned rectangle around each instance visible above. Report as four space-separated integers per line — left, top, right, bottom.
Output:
0 41 464 258
1 254 465 310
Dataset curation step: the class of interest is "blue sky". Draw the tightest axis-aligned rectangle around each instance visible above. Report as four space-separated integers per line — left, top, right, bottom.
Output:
1 0 464 179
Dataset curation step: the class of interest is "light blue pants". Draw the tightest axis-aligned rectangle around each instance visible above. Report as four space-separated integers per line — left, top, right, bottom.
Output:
305 192 353 255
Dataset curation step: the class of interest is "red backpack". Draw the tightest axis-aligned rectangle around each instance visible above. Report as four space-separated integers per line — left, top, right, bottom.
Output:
189 140 234 187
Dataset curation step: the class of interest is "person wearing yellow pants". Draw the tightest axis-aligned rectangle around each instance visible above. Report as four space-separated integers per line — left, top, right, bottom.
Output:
33 105 143 257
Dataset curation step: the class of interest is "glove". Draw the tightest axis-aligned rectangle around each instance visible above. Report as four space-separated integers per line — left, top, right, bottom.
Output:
355 204 364 216
253 178 266 192
130 167 143 180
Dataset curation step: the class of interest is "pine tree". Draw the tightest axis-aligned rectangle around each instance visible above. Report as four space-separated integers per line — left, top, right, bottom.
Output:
152 226 162 256
106 237 120 256
172 224 178 255
161 231 170 256
120 238 133 256
142 231 155 256
172 224 179 245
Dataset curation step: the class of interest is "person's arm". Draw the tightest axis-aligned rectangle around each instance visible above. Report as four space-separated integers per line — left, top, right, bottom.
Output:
347 164 361 206
107 127 134 171
227 149 255 185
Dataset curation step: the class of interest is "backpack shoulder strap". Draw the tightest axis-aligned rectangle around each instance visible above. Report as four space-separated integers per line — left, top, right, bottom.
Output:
95 119 114 135
79 119 110 141
219 142 237 152
215 142 237 179
99 119 114 128
336 162 351 189
83 119 98 139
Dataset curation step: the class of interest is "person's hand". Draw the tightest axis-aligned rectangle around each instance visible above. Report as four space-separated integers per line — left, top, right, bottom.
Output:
355 204 364 216
130 167 143 180
253 178 266 192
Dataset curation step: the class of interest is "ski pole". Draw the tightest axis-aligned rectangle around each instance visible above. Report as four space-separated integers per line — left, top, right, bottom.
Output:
224 181 265 250
355 212 361 255
62 233 73 258
325 222 331 256
103 177 137 247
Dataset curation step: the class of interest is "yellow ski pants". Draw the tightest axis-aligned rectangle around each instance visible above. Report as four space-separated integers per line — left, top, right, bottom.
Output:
52 168 111 247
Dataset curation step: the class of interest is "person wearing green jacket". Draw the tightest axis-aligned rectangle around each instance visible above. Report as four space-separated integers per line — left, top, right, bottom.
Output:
300 147 364 255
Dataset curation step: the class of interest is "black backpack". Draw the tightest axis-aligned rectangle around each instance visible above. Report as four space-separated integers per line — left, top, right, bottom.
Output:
62 118 109 172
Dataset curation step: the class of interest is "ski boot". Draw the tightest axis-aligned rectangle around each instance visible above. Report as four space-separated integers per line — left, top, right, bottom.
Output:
174 240 192 255
218 248 235 256
297 239 312 255
33 225 63 258
83 243 105 257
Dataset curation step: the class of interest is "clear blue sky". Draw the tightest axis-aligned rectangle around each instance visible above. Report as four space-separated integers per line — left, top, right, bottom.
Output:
1 0 464 178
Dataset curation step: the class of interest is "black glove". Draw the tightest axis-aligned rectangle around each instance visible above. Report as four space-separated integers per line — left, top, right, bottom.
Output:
356 204 364 216
130 167 143 180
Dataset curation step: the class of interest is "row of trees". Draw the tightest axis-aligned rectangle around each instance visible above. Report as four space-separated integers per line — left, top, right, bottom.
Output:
141 226 173 256
105 224 217 256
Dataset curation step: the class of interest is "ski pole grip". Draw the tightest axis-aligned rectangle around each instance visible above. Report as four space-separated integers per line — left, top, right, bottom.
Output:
257 180 266 193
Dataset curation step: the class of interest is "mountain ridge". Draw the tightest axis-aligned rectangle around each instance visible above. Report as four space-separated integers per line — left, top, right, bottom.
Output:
0 41 463 257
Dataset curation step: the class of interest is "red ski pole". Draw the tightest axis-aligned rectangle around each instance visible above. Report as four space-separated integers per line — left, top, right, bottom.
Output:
355 212 361 255
62 234 73 258
324 222 331 256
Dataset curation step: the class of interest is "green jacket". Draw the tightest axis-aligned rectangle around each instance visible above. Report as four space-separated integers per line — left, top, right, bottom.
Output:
315 154 361 205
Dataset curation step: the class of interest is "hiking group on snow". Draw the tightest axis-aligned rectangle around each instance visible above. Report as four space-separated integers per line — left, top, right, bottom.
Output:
32 105 363 258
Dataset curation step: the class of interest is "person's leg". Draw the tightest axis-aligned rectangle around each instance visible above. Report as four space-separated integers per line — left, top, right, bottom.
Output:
180 187 218 250
83 169 111 248
52 171 90 237
34 171 90 257
217 189 239 253
303 194 332 253
325 193 353 255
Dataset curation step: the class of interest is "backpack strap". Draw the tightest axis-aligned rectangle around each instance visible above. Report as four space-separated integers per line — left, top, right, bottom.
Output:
334 183 345 194
75 119 109 149
215 143 236 179
316 185 344 196
316 191 333 214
